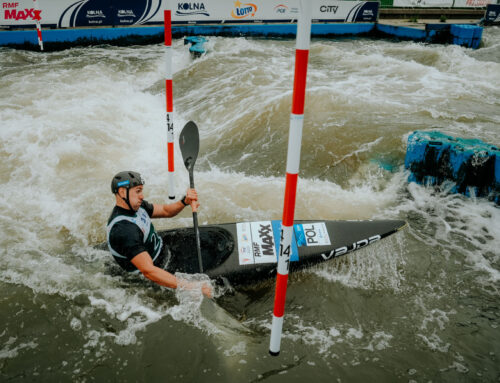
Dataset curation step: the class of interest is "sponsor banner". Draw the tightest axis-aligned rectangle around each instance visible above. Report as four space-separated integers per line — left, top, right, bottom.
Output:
312 1 378 22
454 0 494 6
294 222 331 247
236 222 254 266
0 0 162 27
236 220 299 265
1 0 51 26
251 221 277 264
393 0 453 7
484 4 500 23
1 0 378 28
394 0 494 6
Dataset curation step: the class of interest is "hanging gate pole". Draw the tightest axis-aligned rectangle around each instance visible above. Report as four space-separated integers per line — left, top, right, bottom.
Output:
164 6 176 199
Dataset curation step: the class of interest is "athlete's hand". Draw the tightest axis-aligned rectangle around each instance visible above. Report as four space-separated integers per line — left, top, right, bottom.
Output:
185 188 200 212
201 283 213 299
177 278 213 298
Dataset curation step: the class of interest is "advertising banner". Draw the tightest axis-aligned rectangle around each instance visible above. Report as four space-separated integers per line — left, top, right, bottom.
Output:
236 221 301 266
0 0 379 28
484 3 500 23
0 0 163 27
453 0 494 7
393 0 493 6
392 0 454 7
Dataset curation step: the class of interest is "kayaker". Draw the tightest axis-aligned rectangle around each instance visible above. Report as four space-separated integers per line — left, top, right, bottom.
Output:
106 171 212 298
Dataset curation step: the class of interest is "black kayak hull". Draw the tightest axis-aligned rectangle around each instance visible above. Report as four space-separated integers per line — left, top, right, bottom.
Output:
161 219 406 285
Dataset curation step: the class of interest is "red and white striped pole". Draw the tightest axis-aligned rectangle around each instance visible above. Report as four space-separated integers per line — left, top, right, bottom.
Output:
33 0 43 51
164 6 175 200
269 0 312 357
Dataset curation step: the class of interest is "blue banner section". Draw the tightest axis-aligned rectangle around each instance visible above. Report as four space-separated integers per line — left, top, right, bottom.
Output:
58 0 162 28
112 0 148 26
59 0 111 28
485 4 500 24
354 2 378 22
271 220 299 262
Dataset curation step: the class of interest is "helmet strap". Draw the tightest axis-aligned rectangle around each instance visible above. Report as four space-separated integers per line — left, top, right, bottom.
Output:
119 188 135 212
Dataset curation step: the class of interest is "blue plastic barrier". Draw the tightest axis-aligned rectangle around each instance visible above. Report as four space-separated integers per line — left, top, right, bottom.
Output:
376 23 427 41
450 24 483 49
471 25 483 50
405 131 499 203
0 22 483 50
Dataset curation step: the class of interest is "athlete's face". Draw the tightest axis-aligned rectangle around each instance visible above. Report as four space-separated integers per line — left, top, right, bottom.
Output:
128 185 144 211
118 185 144 211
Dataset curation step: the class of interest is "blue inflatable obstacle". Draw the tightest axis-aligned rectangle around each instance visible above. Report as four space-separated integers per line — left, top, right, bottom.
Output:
184 36 207 58
405 131 500 204
449 25 483 49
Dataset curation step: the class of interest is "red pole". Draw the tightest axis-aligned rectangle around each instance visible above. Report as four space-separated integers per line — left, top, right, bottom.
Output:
164 8 175 199
269 0 312 356
33 0 43 51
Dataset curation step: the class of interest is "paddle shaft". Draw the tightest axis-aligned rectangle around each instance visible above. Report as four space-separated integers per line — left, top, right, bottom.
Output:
189 169 203 273
179 121 203 274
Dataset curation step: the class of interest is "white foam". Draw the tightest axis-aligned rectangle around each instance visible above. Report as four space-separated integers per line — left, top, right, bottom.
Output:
390 181 500 283
417 332 451 353
0 337 38 359
311 232 407 291
223 341 247 357
347 327 364 339
420 308 456 331
250 313 397 356
365 331 393 351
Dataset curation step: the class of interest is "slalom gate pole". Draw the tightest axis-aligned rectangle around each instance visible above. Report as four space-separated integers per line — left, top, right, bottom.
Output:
269 0 312 357
33 0 43 51
164 7 175 199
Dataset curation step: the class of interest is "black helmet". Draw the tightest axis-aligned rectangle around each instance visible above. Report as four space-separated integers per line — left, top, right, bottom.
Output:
111 171 145 194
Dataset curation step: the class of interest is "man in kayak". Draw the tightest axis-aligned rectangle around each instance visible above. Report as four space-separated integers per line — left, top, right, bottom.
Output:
107 171 212 297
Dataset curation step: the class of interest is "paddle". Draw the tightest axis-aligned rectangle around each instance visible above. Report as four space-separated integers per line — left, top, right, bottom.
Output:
179 121 203 273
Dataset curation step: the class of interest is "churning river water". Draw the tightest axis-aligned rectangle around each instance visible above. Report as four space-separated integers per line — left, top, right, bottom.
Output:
1 27 499 382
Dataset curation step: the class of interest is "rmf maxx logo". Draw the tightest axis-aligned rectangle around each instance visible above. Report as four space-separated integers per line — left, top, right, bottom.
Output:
3 3 41 21
231 0 257 19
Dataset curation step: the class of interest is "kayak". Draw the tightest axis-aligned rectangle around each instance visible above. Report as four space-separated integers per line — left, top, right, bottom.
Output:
161 219 406 285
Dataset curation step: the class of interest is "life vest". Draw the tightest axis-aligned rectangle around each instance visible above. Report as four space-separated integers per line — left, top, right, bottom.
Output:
106 207 163 263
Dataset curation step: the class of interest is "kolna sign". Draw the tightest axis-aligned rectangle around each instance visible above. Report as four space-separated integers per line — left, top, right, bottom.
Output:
1 0 379 28
176 3 210 17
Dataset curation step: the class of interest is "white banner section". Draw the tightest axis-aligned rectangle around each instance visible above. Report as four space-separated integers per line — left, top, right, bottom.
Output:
1 0 379 28
237 221 277 266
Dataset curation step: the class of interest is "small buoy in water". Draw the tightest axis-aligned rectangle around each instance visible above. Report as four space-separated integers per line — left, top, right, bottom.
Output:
405 131 500 204
184 36 208 58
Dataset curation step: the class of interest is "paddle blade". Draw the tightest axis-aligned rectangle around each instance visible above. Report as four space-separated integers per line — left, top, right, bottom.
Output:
179 121 200 171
